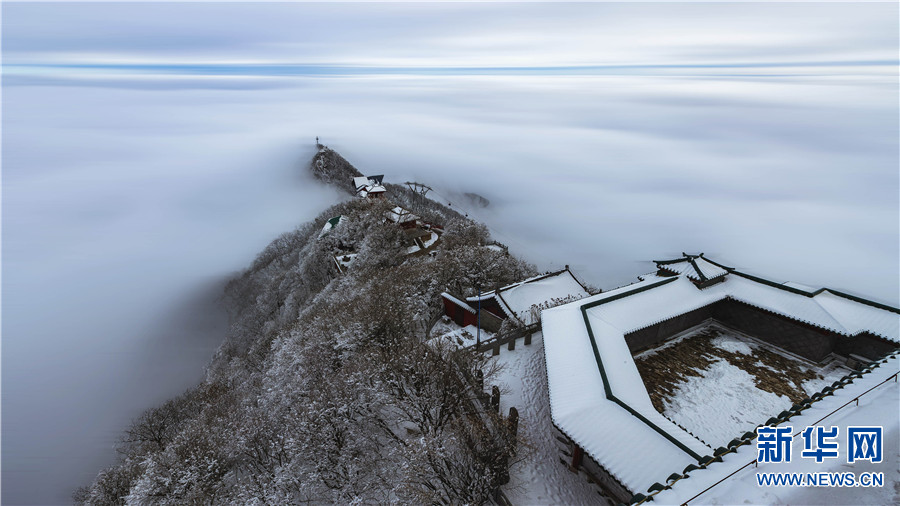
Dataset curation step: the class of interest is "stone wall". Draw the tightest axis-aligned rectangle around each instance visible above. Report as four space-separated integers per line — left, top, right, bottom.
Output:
624 305 714 353
833 331 897 361
711 299 839 362
624 298 897 363
478 309 505 333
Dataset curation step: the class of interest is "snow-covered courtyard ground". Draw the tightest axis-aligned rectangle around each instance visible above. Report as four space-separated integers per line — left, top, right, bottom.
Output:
490 332 610 505
635 324 850 449
429 317 494 348
652 354 899 505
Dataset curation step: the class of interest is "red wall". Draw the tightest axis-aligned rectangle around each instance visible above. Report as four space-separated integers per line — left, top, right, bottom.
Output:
442 296 478 327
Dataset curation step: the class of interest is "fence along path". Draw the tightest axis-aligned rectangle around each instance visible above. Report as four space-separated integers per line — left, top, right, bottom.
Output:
467 322 542 355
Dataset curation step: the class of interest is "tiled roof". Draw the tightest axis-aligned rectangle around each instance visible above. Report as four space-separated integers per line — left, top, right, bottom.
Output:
542 281 710 492
655 253 729 282
353 175 387 197
645 256 898 341
353 176 370 191
541 256 898 496
813 290 900 340
387 206 419 224
441 292 476 314
466 269 590 325
318 215 345 238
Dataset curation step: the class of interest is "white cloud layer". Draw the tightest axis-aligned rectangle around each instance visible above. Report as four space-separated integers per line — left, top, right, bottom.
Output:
2 3 897 504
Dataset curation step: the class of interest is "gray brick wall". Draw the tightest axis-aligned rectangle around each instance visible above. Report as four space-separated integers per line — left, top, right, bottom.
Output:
712 299 839 362
623 298 897 363
625 305 714 353
833 332 896 360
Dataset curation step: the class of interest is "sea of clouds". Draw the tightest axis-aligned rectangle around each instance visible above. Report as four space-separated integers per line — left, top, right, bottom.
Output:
3 3 897 504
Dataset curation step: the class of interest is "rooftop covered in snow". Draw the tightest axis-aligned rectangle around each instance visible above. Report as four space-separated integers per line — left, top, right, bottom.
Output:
466 268 591 326
386 206 419 225
318 215 345 238
541 254 899 496
655 252 729 285
353 175 386 198
640 254 899 342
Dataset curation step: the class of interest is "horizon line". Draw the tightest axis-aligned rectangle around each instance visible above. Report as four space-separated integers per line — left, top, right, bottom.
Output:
6 60 897 78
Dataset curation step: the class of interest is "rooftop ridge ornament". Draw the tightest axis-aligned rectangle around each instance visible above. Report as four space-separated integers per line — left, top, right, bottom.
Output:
653 253 732 287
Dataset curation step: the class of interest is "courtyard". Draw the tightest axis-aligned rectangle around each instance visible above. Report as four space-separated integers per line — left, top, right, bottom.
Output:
634 323 850 448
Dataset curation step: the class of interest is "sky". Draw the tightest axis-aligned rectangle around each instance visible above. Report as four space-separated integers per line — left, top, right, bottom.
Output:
4 3 897 68
2 2 898 505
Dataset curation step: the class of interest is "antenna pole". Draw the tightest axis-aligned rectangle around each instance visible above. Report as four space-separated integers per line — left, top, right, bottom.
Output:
476 284 481 349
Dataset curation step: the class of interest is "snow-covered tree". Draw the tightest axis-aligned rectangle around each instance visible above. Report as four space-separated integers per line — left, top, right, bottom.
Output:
77 149 530 505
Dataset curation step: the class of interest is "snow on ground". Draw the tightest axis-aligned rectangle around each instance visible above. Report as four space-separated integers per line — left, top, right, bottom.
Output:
490 332 610 505
648 325 849 449
429 318 493 348
662 360 791 447
710 333 754 355
712 332 850 397
653 357 900 506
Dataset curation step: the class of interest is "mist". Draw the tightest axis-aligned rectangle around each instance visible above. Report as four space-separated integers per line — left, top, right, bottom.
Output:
3 3 898 505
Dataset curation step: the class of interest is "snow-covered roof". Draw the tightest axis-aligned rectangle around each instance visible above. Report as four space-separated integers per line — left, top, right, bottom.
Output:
318 215 345 238
386 206 419 224
639 258 899 341
466 270 590 325
541 256 899 495
655 253 729 282
353 176 370 191
783 280 816 291
353 175 387 197
441 292 476 314
542 282 711 493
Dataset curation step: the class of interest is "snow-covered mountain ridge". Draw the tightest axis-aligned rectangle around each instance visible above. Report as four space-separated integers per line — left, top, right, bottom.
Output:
76 146 538 505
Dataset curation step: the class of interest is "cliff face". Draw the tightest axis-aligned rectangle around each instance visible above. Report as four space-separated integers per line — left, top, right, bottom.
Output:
77 146 536 505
